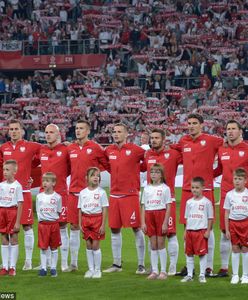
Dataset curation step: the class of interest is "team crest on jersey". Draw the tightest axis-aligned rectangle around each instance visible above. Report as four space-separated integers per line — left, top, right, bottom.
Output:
242 196 248 203
94 194 100 200
157 190 162 196
200 140 206 146
56 151 62 157
50 198 56 204
9 188 15 194
126 150 131 156
199 205 204 211
164 153 170 159
87 148 92 154
239 151 245 157
20 146 26 152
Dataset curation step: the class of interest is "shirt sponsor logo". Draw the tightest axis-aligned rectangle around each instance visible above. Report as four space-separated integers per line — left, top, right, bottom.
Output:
87 148 92 154
20 146 26 152
41 156 49 160
183 148 191 152
3 151 11 155
221 155 230 160
200 140 206 146
70 154 78 158
148 159 156 164
57 151 62 157
109 155 117 160
126 150 131 156
239 151 245 157
164 153 170 159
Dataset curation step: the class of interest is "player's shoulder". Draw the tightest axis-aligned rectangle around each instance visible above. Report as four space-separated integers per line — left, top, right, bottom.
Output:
202 133 223 142
127 143 145 153
98 186 107 195
53 191 62 199
14 179 22 188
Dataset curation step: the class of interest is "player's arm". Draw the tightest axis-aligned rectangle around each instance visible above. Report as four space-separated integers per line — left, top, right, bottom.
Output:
14 201 23 233
99 206 108 235
97 146 110 172
204 218 213 239
141 204 146 234
77 194 83 232
224 209 230 240
213 154 223 178
162 203 171 234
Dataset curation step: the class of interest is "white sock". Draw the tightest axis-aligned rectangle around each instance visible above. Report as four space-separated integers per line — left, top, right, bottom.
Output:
207 230 215 270
220 232 231 269
147 239 151 263
168 235 179 268
151 250 159 274
24 228 34 263
93 249 102 271
111 232 122 266
1 245 9 270
134 230 145 266
51 249 58 270
158 248 167 273
10 245 19 269
199 255 207 277
232 252 240 276
186 256 194 277
40 250 47 271
60 227 69 269
70 230 80 267
242 252 248 277
46 247 51 267
86 249 94 271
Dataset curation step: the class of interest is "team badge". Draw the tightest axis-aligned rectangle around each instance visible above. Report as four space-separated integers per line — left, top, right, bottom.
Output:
9 188 15 194
199 205 204 211
242 196 248 203
164 153 170 159
157 190 162 196
20 147 26 152
94 194 100 200
50 198 56 204
57 151 62 157
126 150 131 156
87 148 92 154
200 140 206 146
239 151 245 157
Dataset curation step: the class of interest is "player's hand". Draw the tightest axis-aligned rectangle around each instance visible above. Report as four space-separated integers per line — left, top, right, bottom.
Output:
99 225 105 235
204 231 210 239
27 177 34 188
63 141 71 146
225 230 230 240
141 223 147 234
13 222 20 233
183 231 186 240
79 225 84 233
162 223 168 235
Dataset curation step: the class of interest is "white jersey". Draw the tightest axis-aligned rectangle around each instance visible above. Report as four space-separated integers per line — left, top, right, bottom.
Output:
36 192 62 222
0 180 23 207
224 188 248 220
141 183 172 211
185 196 213 230
78 186 109 215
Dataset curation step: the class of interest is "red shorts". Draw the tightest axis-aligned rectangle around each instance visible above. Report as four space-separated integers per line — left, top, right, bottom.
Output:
58 194 68 223
38 221 61 249
168 201 176 236
20 192 33 225
67 193 79 225
229 219 248 247
81 213 105 241
145 209 166 237
220 190 227 231
109 195 141 229
185 229 208 256
0 207 17 234
180 190 215 224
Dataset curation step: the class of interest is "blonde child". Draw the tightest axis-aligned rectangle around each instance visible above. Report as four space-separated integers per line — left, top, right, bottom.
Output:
0 160 23 276
141 163 171 280
181 177 213 283
36 172 62 277
224 168 248 284
78 167 108 279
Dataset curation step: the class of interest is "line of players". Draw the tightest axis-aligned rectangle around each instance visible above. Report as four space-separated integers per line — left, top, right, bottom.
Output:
0 114 247 279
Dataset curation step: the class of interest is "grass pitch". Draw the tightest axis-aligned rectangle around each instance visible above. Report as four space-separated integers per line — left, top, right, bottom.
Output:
1 188 247 300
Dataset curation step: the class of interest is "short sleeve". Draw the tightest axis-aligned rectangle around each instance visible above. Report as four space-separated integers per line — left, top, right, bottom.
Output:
17 185 24 202
100 190 109 207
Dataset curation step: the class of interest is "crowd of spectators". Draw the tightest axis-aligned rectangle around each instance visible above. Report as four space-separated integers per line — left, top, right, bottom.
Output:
0 0 248 145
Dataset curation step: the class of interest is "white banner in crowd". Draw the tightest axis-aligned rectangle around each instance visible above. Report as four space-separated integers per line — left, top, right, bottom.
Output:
0 41 22 51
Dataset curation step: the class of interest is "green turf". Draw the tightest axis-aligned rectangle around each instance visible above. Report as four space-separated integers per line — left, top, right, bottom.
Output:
1 188 246 300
